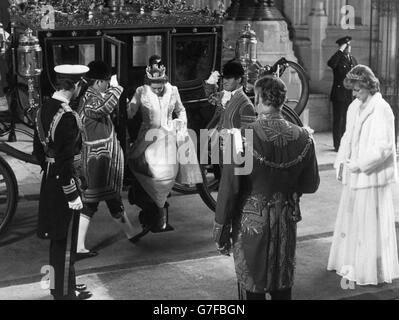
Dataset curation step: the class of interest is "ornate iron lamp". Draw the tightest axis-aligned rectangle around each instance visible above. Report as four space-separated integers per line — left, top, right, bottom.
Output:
236 23 257 64
17 28 42 119
17 29 42 77
235 23 259 92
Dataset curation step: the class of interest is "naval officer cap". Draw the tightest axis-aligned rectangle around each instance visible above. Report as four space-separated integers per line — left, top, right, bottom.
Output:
336 36 352 46
54 64 89 82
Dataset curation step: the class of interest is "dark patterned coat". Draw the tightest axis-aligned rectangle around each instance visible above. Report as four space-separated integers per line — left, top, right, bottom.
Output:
33 96 82 240
214 111 320 293
79 86 124 202
327 50 357 102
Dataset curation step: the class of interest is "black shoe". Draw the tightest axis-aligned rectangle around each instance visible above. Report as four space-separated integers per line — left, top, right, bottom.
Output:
75 284 87 292
76 290 93 300
76 251 98 261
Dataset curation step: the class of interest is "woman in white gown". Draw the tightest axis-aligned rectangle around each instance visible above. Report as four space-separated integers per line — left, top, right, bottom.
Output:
127 64 201 231
327 64 399 285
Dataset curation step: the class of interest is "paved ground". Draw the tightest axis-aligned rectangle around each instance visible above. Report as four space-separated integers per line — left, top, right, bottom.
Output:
1 129 399 300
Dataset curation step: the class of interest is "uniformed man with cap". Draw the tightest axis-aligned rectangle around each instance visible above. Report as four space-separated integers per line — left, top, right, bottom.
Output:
33 64 92 300
327 36 358 151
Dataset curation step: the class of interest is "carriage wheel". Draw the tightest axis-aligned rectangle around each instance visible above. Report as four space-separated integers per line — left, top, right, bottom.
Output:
0 155 19 235
196 59 309 212
172 182 198 194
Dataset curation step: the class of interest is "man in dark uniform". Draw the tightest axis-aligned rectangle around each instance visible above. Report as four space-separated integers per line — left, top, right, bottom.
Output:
214 76 320 300
327 36 358 151
33 65 92 300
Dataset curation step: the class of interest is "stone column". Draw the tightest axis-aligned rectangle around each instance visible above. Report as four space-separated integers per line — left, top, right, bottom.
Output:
307 0 328 81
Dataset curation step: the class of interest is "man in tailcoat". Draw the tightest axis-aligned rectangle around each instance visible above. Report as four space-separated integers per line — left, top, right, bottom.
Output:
327 36 358 151
33 65 92 300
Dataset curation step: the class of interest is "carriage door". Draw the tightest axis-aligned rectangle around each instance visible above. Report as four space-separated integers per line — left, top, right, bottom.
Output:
101 35 128 153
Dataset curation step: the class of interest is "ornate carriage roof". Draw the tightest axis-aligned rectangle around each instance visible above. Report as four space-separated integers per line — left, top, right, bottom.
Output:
9 0 224 30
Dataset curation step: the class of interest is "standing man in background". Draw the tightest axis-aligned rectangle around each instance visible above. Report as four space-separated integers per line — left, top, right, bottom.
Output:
327 36 357 152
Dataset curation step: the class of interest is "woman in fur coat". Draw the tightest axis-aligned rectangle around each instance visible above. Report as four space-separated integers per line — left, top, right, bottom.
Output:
328 64 399 285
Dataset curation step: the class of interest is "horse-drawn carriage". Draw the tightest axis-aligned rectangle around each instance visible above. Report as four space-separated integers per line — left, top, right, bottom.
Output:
0 0 309 236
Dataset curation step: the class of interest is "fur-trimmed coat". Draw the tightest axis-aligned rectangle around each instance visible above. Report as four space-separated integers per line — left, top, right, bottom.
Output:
334 92 398 188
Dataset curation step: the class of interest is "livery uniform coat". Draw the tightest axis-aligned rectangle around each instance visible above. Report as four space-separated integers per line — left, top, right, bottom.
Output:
204 84 256 172
327 50 358 150
33 95 82 240
79 85 124 203
214 111 320 293
204 83 256 130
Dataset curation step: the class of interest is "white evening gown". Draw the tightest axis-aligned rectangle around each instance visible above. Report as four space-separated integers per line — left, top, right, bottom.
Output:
327 180 399 285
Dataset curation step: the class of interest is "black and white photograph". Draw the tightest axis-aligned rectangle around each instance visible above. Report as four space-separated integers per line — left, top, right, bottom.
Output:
0 0 399 309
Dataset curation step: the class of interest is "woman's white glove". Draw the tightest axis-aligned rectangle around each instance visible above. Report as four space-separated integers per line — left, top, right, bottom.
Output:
68 196 83 211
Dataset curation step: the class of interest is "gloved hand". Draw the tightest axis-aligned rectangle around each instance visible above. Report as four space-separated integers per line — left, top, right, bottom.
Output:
213 223 232 256
216 240 231 256
339 43 348 52
68 196 83 211
173 118 186 131
206 70 221 85
110 74 119 87
346 159 360 173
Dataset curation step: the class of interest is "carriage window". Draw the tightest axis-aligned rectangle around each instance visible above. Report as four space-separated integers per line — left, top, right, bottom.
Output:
52 44 95 66
173 36 213 84
132 35 162 67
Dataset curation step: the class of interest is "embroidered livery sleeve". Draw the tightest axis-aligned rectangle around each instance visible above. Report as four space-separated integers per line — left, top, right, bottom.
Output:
214 162 240 243
173 86 187 124
357 105 395 175
297 135 320 194
127 87 142 119
83 86 123 119
53 113 80 202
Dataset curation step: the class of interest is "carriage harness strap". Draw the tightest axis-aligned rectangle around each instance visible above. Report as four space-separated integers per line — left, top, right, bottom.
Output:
36 102 82 163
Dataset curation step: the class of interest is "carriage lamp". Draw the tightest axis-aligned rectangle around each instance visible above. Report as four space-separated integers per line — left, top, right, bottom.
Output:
17 28 43 116
235 23 257 65
17 28 42 78
235 24 258 92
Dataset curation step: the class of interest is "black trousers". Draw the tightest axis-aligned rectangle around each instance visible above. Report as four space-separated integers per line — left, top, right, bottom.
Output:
332 100 351 151
49 211 79 300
